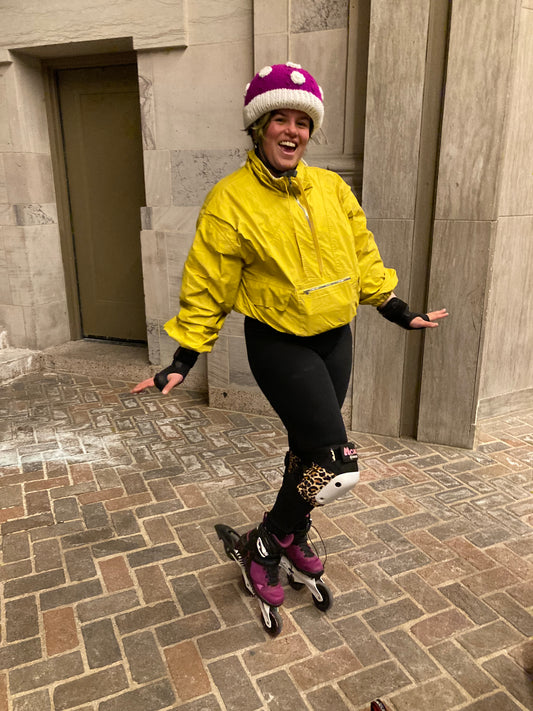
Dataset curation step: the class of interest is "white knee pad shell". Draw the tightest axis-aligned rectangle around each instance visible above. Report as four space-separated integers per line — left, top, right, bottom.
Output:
297 443 360 506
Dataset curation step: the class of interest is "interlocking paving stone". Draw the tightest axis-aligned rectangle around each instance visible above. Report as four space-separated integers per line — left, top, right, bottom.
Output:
257 670 309 711
486 591 533 635
338 660 411 705
483 655 533 709
430 639 497 697
9 651 85 695
98 678 176 711
1 372 532 709
459 692 526 710
306 686 354 711
208 656 261 710
439 581 499 624
458 619 525 659
289 646 362 690
381 629 440 682
388 677 467 710
363 597 424 632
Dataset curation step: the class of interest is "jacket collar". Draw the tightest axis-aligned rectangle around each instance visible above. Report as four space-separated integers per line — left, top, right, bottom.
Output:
246 149 312 194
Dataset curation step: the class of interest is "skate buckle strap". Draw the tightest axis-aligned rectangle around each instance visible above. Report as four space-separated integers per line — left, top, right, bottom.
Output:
256 536 270 558
330 442 358 464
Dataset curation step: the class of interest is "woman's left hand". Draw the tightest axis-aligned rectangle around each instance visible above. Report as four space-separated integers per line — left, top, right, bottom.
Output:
410 308 449 329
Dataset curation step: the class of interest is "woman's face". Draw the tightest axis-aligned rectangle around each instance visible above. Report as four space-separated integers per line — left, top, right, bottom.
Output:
260 109 311 173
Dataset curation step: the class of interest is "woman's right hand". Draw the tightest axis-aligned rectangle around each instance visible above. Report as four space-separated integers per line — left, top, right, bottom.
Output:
130 372 183 395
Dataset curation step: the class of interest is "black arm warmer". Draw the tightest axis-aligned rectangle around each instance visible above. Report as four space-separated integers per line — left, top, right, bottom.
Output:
153 347 199 391
377 297 430 330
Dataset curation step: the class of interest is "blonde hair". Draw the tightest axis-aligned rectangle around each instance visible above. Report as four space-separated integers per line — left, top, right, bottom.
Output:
247 112 273 144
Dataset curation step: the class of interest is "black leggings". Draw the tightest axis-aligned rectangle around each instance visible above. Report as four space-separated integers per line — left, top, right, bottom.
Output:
244 317 353 533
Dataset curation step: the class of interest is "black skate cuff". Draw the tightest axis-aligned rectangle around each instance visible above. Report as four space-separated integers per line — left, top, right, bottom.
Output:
154 347 199 391
377 297 430 330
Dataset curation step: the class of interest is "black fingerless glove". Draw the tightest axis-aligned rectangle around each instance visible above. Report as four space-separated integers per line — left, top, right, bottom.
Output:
153 347 199 391
377 297 430 330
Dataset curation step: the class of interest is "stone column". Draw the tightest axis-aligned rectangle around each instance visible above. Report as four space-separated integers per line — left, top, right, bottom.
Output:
352 0 437 437
418 0 522 447
476 2 533 420
0 51 69 349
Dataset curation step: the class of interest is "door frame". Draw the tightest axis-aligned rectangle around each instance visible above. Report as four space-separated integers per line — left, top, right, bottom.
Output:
43 51 142 340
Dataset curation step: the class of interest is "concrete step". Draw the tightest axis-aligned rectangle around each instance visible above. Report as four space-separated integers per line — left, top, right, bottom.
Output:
0 340 153 386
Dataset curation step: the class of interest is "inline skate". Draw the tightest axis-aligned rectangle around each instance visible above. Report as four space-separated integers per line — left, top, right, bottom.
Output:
214 520 332 636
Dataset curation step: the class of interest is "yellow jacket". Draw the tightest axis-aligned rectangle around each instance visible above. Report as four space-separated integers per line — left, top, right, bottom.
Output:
165 150 398 352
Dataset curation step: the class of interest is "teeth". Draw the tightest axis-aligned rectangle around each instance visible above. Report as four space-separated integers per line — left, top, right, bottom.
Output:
280 141 296 148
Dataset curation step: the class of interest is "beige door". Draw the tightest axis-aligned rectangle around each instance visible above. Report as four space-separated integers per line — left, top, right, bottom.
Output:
57 64 147 341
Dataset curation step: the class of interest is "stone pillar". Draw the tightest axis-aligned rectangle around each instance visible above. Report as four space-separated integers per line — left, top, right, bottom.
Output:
352 0 438 437
137 3 252 394
418 0 523 447
0 51 69 349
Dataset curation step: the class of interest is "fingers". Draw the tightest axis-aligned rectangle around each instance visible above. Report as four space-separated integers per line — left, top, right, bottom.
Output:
411 317 439 329
130 377 155 393
409 308 449 329
130 373 183 395
161 373 183 395
427 308 449 322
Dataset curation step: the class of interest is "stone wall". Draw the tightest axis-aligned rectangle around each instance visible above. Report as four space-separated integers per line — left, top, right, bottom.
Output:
0 52 70 349
352 0 433 437
477 2 533 419
418 0 533 446
0 0 530 447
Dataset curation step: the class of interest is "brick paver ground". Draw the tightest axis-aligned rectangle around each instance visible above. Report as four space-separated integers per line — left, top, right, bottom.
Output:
0 371 531 711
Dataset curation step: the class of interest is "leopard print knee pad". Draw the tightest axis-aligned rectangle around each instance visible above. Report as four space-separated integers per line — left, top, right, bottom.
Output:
297 443 360 506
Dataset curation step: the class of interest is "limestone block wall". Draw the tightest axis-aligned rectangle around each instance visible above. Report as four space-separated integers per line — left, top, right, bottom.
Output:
0 0 188 351
477 2 533 418
352 0 435 436
138 2 253 392
1 0 529 448
418 0 532 446
0 52 69 349
0 0 187 51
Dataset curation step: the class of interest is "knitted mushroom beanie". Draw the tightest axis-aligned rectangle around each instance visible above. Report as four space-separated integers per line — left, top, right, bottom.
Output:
243 62 324 134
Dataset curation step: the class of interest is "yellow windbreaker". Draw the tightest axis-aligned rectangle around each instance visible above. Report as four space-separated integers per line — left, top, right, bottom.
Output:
164 150 398 352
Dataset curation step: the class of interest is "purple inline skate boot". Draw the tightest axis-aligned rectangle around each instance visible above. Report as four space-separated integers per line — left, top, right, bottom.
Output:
235 521 292 607
285 515 324 578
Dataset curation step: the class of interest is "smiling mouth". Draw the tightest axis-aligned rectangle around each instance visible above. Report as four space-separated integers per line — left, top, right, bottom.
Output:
279 141 297 153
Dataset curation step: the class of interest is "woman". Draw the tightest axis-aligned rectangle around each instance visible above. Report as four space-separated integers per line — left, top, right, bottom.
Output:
132 63 448 607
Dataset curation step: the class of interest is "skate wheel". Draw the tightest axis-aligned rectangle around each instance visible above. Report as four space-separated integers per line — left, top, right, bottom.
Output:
370 701 389 711
312 581 332 612
262 607 283 637
287 573 304 591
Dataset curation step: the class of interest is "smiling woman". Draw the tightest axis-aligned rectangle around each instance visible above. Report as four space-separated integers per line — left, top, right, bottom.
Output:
131 61 447 637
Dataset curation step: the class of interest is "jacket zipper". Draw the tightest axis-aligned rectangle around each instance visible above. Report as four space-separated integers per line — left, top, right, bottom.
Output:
288 176 324 275
302 276 351 295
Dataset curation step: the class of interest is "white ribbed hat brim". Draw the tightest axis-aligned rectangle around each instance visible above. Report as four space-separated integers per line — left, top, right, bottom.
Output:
243 88 324 132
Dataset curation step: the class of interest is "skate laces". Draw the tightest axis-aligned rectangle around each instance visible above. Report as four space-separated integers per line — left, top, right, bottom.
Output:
294 523 328 569
262 558 281 586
